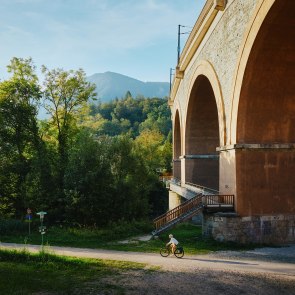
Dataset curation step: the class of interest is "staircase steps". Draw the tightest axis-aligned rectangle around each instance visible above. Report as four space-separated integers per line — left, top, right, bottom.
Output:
152 194 203 236
152 204 203 236
152 193 235 236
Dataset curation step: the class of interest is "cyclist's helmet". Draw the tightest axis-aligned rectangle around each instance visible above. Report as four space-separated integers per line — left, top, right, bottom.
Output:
169 234 173 238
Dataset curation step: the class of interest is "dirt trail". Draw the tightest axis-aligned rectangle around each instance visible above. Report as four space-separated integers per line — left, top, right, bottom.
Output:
1 242 295 294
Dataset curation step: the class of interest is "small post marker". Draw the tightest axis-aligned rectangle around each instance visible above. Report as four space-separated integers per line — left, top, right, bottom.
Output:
26 208 32 235
36 211 47 247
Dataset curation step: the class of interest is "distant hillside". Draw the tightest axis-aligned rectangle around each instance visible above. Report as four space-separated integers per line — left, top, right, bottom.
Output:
87 71 169 102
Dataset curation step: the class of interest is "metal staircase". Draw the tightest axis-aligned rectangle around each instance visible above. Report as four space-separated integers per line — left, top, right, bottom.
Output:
152 193 235 236
152 194 203 236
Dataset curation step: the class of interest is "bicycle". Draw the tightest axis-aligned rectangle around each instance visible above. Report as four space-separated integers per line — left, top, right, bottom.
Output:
160 245 184 258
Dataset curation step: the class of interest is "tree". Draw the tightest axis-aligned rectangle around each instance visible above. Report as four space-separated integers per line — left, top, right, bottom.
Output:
64 132 150 225
64 130 114 225
0 57 41 217
107 135 149 221
41 67 97 198
134 129 165 173
139 98 171 136
124 90 132 99
85 96 171 138
134 129 171 217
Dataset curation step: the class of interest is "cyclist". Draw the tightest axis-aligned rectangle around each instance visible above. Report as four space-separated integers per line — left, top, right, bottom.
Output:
166 234 179 254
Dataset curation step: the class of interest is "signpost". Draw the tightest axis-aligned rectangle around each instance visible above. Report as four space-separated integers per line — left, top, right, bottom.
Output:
36 211 47 247
26 208 32 235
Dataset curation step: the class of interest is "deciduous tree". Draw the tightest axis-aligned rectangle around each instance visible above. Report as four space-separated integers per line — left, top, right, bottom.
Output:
0 57 41 217
41 67 97 200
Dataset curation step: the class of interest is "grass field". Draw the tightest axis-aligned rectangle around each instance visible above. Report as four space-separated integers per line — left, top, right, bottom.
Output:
0 222 262 294
0 222 255 254
0 248 150 294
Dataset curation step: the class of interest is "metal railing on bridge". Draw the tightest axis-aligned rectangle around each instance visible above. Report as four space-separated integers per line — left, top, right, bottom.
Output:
185 181 219 194
152 193 235 235
153 194 203 232
203 194 235 207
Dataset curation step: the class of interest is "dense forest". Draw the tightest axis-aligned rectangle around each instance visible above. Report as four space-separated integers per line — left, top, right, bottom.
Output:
0 58 172 226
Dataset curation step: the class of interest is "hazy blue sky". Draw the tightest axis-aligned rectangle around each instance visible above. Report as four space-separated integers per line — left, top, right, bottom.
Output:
0 0 205 82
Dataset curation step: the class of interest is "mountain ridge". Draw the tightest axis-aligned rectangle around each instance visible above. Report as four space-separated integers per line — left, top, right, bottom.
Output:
87 71 169 102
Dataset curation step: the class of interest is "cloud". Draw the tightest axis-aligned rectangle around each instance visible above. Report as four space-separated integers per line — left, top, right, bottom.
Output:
28 0 199 50
0 0 205 81
1 0 200 51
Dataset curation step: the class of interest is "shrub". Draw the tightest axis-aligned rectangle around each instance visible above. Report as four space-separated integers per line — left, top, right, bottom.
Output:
0 219 32 235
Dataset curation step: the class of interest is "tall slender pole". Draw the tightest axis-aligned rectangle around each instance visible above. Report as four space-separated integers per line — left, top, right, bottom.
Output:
177 25 192 66
177 24 181 65
169 68 173 95
41 218 44 247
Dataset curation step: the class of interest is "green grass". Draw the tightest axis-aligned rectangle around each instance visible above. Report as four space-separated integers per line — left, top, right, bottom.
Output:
110 223 256 254
0 248 149 295
0 222 256 255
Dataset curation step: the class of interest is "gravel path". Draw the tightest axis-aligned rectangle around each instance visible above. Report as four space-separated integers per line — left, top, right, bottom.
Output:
1 242 295 294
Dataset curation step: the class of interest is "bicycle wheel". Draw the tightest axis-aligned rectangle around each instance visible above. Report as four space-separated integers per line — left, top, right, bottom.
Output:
160 247 170 257
174 248 184 258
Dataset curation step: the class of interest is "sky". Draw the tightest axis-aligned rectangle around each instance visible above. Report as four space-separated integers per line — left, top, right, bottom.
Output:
0 0 205 82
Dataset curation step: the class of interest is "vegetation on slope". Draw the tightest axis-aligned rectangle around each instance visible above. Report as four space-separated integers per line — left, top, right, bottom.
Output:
0 57 171 227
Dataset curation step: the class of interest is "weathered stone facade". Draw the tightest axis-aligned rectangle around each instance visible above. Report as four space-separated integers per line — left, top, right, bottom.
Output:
169 0 295 244
173 0 259 147
191 0 258 127
203 213 295 244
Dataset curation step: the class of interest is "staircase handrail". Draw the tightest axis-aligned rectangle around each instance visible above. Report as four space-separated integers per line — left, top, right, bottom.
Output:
153 194 235 231
153 193 202 222
153 194 202 230
185 182 219 194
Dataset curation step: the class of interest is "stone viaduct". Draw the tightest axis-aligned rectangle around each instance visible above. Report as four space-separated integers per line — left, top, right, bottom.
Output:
169 0 295 244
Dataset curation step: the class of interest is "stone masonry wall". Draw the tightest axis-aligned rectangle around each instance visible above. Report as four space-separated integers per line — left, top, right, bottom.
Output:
203 213 295 244
177 0 258 145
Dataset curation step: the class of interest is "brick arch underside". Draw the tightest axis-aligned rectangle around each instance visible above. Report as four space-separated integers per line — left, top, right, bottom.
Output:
173 111 181 180
236 0 295 215
185 75 219 190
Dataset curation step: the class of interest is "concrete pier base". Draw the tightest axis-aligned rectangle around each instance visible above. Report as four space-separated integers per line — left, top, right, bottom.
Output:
169 191 182 210
203 213 295 244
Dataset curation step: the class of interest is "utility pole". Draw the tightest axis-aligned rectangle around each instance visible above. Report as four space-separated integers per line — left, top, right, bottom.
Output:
177 25 192 65
177 24 181 65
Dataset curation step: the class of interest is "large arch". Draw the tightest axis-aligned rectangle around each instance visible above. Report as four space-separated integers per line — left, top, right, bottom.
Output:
184 62 223 190
231 0 295 215
186 60 226 147
173 109 182 180
182 60 225 190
